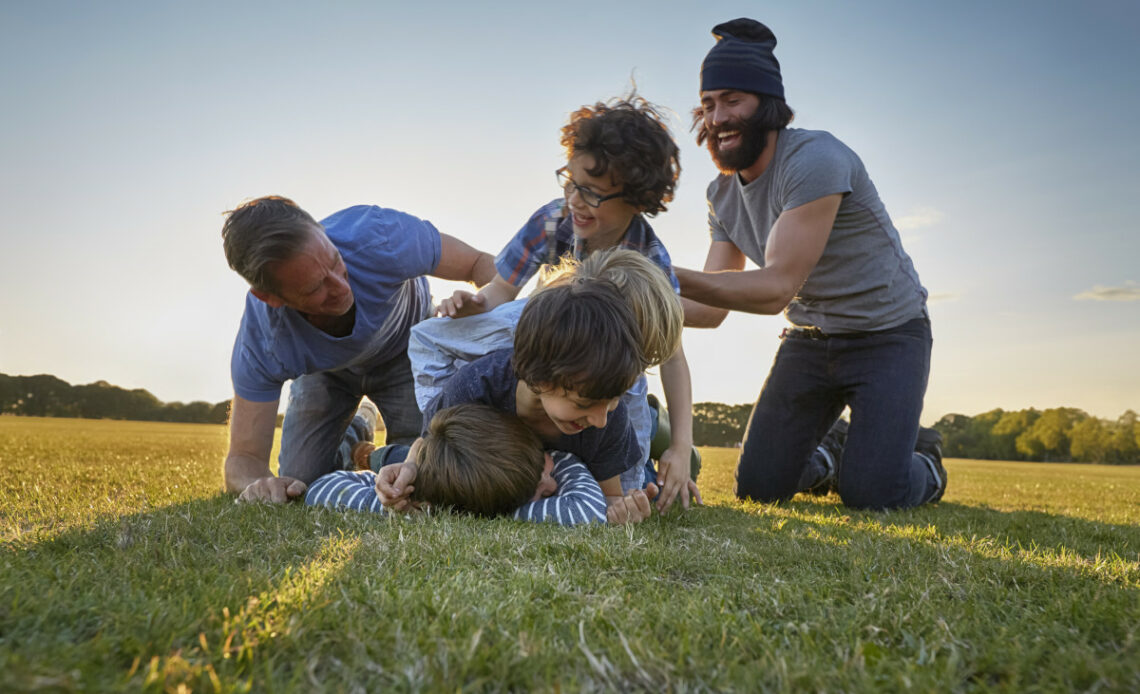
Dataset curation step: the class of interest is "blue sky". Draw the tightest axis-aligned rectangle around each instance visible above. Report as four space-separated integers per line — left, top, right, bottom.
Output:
1 1 1137 425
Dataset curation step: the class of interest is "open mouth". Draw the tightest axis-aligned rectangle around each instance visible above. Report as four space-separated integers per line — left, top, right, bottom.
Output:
717 130 742 150
571 211 594 227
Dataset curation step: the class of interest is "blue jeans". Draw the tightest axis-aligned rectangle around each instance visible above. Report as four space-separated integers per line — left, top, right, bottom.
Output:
737 317 937 509
278 350 422 484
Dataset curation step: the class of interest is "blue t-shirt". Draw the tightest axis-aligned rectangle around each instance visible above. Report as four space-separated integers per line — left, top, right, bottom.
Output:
230 205 442 402
423 349 640 482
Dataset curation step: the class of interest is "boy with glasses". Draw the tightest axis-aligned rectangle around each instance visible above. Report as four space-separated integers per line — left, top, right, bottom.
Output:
436 96 698 512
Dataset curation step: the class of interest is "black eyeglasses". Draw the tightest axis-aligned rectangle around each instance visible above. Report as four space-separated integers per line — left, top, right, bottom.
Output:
556 167 624 208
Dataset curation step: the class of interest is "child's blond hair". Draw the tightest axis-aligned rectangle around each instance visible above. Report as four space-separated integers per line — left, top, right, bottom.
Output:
541 248 682 367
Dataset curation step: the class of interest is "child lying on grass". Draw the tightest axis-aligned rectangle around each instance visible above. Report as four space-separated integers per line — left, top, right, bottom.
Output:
306 403 618 525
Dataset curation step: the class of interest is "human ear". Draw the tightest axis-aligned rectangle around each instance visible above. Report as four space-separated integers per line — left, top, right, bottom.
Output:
250 288 285 308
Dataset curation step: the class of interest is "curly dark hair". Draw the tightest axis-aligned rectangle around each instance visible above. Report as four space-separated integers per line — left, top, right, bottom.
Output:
560 95 680 217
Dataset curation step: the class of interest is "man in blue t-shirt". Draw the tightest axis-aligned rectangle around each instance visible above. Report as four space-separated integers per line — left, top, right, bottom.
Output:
675 19 947 510
221 195 496 504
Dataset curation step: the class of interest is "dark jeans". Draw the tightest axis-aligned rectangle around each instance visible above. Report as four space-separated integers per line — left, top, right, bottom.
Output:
736 317 937 509
278 351 422 484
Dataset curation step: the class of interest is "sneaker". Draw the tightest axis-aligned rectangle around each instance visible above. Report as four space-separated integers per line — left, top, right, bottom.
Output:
356 399 379 436
915 427 947 502
807 418 848 495
689 446 702 483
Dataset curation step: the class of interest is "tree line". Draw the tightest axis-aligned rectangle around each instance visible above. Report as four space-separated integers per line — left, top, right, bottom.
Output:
4 374 1137 463
691 402 1140 464
0 373 230 424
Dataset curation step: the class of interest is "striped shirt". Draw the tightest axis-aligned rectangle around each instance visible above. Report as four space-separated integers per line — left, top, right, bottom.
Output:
304 451 606 526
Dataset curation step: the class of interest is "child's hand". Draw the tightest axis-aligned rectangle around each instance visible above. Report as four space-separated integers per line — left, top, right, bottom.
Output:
655 445 703 513
375 461 418 512
436 290 487 318
605 485 656 525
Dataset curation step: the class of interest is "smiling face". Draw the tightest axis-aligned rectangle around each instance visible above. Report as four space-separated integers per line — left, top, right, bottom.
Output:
562 153 642 250
536 385 621 435
699 89 769 174
252 228 354 317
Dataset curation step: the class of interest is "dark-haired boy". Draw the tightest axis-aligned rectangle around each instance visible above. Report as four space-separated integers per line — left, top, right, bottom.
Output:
380 279 655 524
220 196 495 503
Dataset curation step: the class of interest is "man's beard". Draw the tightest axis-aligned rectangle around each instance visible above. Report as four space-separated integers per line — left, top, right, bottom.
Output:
706 108 770 174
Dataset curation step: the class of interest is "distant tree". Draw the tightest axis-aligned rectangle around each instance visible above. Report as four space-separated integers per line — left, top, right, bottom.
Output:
1070 418 1112 463
0 372 230 425
1017 408 1086 462
1106 410 1139 464
941 409 1005 459
992 409 1040 460
209 401 231 425
691 401 752 447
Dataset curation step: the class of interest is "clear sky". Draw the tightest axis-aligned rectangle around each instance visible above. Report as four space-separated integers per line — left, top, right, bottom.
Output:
1 1 1137 426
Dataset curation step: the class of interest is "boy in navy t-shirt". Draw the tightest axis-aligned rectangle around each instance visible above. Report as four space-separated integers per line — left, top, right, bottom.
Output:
378 279 657 524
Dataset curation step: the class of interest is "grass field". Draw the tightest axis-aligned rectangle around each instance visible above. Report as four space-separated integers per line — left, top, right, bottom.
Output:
2 417 1138 692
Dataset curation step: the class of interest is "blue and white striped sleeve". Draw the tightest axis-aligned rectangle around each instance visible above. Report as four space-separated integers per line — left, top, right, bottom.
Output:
512 452 608 526
305 470 388 515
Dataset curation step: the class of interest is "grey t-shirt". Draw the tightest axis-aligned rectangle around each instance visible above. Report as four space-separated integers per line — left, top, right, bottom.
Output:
707 128 927 334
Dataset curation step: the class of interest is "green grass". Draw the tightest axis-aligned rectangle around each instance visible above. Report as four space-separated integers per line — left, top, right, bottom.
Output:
2 417 1138 692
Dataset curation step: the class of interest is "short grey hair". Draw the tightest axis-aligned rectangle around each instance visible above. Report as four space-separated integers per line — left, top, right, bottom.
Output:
221 196 320 293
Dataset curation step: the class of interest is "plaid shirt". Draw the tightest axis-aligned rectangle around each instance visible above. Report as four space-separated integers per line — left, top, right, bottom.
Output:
493 198 681 293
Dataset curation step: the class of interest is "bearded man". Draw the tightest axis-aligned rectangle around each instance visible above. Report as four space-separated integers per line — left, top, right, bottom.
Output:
676 18 946 509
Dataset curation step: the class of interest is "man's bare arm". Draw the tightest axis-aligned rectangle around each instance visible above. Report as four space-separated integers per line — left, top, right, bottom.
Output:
678 240 748 328
434 233 497 286
224 394 306 503
676 194 842 316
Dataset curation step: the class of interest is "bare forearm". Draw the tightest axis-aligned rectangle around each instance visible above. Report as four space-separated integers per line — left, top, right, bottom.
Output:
479 275 521 310
470 253 498 287
224 453 272 494
681 296 729 328
660 349 693 448
675 266 794 316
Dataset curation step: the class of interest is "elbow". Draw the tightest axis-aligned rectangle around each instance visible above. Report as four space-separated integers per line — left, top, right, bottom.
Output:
685 309 729 329
756 280 799 315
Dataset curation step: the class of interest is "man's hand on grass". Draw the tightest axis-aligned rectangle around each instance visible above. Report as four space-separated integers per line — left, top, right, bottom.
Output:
237 476 307 504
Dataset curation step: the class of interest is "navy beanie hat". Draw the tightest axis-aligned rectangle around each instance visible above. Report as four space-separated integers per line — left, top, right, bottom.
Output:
700 18 784 100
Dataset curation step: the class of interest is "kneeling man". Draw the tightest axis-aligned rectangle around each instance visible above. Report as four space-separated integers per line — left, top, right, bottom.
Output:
221 196 495 503
678 20 945 509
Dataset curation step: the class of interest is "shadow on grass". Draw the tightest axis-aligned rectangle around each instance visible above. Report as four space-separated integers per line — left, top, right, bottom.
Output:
780 497 1140 564
0 494 366 691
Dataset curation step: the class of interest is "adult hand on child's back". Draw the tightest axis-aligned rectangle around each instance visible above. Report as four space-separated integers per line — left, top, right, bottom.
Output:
237 476 307 504
376 461 418 512
436 290 487 318
606 485 656 525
